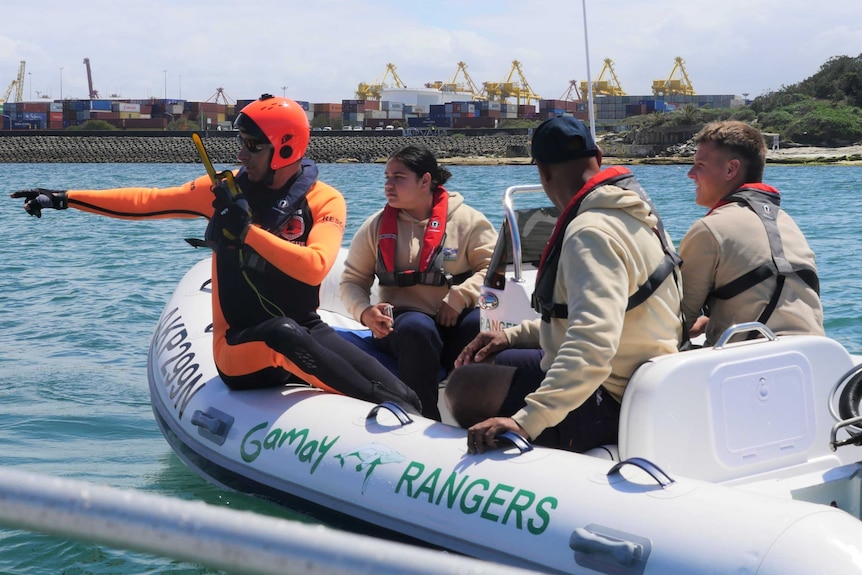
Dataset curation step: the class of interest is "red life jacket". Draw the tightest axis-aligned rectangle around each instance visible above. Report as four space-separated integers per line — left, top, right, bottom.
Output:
532 166 682 320
375 188 459 287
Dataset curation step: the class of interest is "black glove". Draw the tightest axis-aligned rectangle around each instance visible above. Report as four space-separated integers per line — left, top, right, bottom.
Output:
209 195 251 248
10 188 68 218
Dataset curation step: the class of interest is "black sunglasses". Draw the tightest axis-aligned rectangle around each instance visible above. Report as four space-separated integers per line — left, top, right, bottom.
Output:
237 135 271 153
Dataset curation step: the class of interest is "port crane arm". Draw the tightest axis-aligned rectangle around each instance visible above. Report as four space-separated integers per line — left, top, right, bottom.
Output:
455 62 485 100
652 56 695 96
580 58 626 97
560 80 582 101
1 80 15 104
83 58 99 99
355 63 406 100
483 60 541 105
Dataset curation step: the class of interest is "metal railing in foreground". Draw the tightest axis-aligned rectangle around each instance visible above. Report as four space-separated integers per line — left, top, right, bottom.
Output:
0 467 543 575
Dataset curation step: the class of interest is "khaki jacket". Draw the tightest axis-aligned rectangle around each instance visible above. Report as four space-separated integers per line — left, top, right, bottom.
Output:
504 181 682 441
679 198 824 346
340 191 497 319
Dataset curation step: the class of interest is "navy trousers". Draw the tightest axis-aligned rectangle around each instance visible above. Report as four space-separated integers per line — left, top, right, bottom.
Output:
494 348 621 452
376 307 480 420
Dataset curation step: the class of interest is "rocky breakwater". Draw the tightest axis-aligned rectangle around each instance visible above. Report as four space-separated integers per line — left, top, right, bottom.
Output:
0 133 532 164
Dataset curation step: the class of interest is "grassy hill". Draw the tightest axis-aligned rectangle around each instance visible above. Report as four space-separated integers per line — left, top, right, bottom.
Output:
628 54 862 147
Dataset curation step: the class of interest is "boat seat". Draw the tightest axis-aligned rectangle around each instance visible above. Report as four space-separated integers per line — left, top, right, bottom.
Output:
618 325 857 484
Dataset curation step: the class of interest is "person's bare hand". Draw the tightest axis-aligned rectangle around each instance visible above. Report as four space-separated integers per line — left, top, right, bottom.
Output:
690 315 709 338
360 303 394 339
454 331 509 367
435 301 459 327
466 417 526 454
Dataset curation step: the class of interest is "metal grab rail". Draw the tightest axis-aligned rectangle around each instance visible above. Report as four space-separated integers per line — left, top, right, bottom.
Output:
502 184 545 282
0 466 543 575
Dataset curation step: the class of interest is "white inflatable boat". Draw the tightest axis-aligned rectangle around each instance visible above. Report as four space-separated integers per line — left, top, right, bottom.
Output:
149 185 862 574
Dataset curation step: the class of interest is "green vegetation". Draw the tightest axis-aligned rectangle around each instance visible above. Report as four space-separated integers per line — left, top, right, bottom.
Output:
167 117 199 131
499 119 539 129
632 54 862 147
750 54 862 145
67 119 117 131
628 104 755 130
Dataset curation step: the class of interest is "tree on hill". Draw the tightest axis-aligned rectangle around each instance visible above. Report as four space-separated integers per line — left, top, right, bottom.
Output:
798 55 862 108
630 54 862 148
750 54 862 145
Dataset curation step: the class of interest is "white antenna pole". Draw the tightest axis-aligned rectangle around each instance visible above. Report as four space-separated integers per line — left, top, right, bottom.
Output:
582 0 597 143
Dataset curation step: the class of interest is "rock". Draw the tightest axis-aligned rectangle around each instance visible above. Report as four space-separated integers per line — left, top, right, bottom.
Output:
0 134 533 164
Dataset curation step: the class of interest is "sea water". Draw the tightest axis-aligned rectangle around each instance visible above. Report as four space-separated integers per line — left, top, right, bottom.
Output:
1 162 861 573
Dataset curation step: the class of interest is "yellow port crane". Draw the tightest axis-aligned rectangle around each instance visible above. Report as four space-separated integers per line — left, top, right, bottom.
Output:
355 63 407 101
0 80 14 104
559 79 582 101
425 61 486 100
482 60 541 106
1 60 26 104
652 56 696 97
580 58 626 97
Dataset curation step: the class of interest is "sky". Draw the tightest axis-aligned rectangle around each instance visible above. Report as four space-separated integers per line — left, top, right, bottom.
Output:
2 0 861 106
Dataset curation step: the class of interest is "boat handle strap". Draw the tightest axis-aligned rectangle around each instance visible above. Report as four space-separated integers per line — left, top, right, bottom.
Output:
714 321 777 348
366 401 413 426
495 431 533 453
608 457 675 487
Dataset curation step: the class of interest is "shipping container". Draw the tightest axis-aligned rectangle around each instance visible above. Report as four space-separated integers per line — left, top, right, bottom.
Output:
21 102 50 113
102 117 168 130
342 99 366 113
452 116 496 129
90 100 112 111
380 101 403 112
312 103 343 113
22 112 47 122
89 111 120 120
114 102 141 113
479 109 501 119
407 116 448 128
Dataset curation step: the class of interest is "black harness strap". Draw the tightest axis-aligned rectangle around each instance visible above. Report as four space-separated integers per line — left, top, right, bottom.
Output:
624 184 683 312
706 188 820 338
533 171 683 320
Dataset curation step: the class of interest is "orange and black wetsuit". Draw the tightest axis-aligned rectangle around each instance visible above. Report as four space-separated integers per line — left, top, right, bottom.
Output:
65 164 421 411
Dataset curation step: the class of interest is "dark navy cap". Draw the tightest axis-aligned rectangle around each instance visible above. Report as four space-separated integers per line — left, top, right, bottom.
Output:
531 116 599 164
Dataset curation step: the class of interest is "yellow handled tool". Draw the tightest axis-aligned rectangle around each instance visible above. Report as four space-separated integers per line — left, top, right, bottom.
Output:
192 132 240 198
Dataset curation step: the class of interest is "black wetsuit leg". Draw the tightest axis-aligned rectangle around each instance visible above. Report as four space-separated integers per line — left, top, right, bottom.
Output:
226 317 422 414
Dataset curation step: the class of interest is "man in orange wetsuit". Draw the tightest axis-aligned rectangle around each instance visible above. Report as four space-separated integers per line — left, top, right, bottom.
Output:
11 94 421 413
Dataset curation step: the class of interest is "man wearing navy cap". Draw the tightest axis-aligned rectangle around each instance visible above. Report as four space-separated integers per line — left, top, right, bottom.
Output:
446 116 683 454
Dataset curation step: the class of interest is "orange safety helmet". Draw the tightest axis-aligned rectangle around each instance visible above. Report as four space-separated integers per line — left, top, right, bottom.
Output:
234 94 310 170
